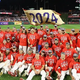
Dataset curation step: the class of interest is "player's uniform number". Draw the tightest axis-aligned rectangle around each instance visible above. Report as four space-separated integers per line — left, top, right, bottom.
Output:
29 12 58 24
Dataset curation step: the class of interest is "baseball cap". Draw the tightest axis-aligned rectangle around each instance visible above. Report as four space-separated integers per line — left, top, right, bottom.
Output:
19 48 23 51
36 51 39 54
43 35 47 38
6 48 10 51
7 27 10 29
54 25 57 27
45 42 49 45
73 53 78 57
28 48 33 51
46 29 49 31
21 25 23 27
54 38 58 41
0 27 1 29
12 37 15 39
48 50 52 53
71 29 75 32
17 29 20 31
40 25 43 27
13 46 17 49
61 52 65 55
50 32 53 35
41 50 45 53
35 27 37 30
66 42 70 45
61 28 65 31
3 39 6 42
22 27 25 30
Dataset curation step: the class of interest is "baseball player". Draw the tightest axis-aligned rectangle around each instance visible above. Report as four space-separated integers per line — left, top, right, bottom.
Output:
55 52 69 80
62 42 77 63
22 52 46 80
6 38 11 48
69 29 77 48
0 27 5 44
69 53 80 80
38 35 51 52
52 38 65 59
39 42 53 56
58 28 72 46
45 29 51 38
21 48 35 76
16 29 20 42
38 25 46 40
10 48 24 76
19 27 27 55
12 27 17 37
0 48 13 74
76 30 80 54
45 50 57 80
0 39 9 53
52 25 58 37
5 27 13 40
28 27 38 53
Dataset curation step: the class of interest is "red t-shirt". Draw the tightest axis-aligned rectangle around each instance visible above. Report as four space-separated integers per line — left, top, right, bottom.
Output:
38 29 46 39
16 33 20 42
39 39 51 48
77 33 80 47
19 33 27 46
0 31 5 43
52 29 58 36
28 33 38 47
32 58 45 69
0 43 9 53
52 44 65 57
11 41 19 48
58 33 71 45
69 34 77 48
5 31 13 40
55 59 69 71
24 53 35 63
10 51 19 59
45 55 57 69
69 60 80 73
6 42 12 48
13 53 24 65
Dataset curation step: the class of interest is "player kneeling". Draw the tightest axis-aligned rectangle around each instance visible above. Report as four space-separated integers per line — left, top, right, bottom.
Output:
10 48 24 77
45 50 57 80
55 52 69 80
69 53 80 80
20 52 46 80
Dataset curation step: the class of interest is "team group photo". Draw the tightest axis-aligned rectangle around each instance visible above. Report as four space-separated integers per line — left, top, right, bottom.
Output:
0 0 80 80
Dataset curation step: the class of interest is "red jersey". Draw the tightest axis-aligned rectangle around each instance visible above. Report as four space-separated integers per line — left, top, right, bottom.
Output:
69 60 80 73
0 43 9 53
6 42 12 48
58 33 71 45
0 31 5 43
55 59 69 71
19 33 27 46
39 39 51 48
77 33 80 47
11 41 19 48
24 53 35 64
52 44 65 57
10 51 19 59
5 31 13 40
39 47 53 56
69 34 77 48
38 29 46 39
16 33 19 42
52 29 58 36
32 57 45 69
28 33 38 47
12 31 17 37
45 55 57 69
3 53 13 61
13 53 24 65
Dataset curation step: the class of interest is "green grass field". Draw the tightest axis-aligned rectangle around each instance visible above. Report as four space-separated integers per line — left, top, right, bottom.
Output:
0 24 79 80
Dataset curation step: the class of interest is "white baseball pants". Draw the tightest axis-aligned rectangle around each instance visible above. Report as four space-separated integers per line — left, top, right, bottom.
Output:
72 69 80 80
28 47 36 53
60 70 69 80
26 70 46 80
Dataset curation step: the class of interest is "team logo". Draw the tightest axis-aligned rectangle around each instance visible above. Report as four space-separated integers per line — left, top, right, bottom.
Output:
29 35 35 40
71 36 76 41
20 34 26 39
61 61 68 67
73 64 80 71
54 47 61 52
38 31 43 35
61 36 67 42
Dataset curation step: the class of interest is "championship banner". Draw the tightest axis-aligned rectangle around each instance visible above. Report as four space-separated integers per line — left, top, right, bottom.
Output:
14 21 22 25
23 10 64 26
